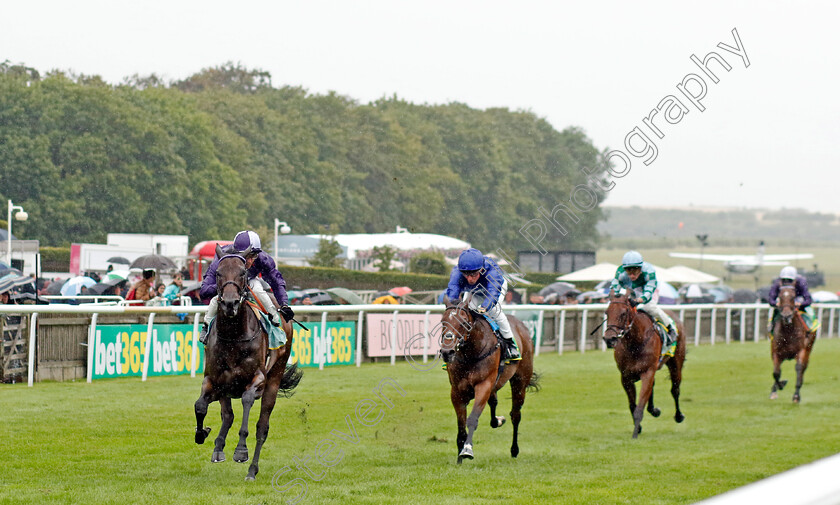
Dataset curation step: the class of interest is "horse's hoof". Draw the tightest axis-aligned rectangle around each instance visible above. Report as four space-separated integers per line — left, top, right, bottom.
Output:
195 427 211 444
675 412 685 423
211 451 226 463
457 456 463 465
491 416 506 428
650 408 661 418
245 475 255 482
792 394 801 404
511 446 519 458
459 443 474 460
234 450 249 463
769 391 778 400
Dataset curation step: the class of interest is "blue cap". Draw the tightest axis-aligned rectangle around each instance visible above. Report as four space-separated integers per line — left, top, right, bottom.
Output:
458 248 484 272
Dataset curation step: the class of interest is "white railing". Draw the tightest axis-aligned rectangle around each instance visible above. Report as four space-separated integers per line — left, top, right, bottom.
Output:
2 302 838 387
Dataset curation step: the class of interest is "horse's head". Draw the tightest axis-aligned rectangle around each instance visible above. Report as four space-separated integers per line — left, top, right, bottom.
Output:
440 294 476 362
215 245 248 319
778 285 797 324
603 289 637 348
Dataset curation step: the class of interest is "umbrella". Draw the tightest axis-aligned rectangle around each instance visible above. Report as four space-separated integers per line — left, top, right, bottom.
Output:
812 291 840 303
556 263 618 282
327 287 365 305
60 276 97 296
45 278 68 295
657 281 679 305
286 289 307 303
190 240 234 259
89 277 127 295
733 289 758 303
130 254 178 273
538 282 576 298
389 286 413 297
106 269 130 281
107 256 131 265
304 288 338 305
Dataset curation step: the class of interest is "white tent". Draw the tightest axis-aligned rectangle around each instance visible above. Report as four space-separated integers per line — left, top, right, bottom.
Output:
556 263 618 282
660 265 719 284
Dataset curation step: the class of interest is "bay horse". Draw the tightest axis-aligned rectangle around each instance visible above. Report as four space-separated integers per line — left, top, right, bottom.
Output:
194 246 302 480
603 290 685 438
440 296 540 464
769 285 816 403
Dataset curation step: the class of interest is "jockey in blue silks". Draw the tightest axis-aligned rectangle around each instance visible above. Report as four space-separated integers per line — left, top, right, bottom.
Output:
444 248 521 363
610 250 678 358
198 230 294 345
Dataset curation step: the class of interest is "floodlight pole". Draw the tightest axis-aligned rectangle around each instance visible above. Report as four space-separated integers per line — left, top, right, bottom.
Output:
274 219 291 261
7 200 27 266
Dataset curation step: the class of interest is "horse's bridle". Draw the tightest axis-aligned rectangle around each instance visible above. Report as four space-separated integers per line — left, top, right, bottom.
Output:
605 298 637 340
440 306 499 365
216 254 248 305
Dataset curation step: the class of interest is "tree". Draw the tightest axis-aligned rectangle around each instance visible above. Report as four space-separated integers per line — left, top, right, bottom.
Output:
371 245 398 272
310 235 344 268
409 251 449 275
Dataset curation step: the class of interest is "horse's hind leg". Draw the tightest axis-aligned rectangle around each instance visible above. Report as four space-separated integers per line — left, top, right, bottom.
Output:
668 357 685 423
488 392 505 428
646 387 661 417
770 351 786 400
212 397 234 462
508 376 527 458
194 378 214 444
793 342 814 404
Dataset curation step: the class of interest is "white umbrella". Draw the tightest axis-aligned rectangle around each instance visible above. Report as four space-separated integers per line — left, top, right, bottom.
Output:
812 291 839 303
60 276 97 296
661 265 719 284
556 263 618 282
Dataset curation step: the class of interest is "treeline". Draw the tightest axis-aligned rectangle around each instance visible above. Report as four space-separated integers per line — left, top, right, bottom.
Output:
0 62 610 253
600 206 840 248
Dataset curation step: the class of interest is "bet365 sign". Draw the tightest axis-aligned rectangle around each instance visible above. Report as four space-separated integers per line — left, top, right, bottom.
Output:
92 325 203 379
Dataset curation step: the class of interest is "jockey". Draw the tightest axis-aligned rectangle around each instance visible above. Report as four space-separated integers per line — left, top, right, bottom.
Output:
610 251 678 357
444 248 521 363
768 266 818 336
198 230 294 345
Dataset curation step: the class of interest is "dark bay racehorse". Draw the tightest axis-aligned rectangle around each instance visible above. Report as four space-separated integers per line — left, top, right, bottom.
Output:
770 285 816 403
441 296 540 464
603 290 685 438
194 246 302 480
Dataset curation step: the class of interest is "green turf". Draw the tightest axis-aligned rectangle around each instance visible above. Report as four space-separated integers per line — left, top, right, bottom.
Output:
3 339 840 505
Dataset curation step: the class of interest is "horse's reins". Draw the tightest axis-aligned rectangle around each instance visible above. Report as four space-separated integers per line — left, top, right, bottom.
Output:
440 307 500 366
605 298 636 340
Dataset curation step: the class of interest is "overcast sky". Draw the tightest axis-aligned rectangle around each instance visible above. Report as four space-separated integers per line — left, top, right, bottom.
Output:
4 1 839 213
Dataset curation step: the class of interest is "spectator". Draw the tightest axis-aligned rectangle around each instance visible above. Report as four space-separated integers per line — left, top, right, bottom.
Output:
132 269 157 302
162 273 183 305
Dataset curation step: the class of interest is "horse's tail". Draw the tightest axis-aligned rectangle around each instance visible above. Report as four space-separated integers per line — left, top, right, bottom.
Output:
277 362 303 398
526 370 542 393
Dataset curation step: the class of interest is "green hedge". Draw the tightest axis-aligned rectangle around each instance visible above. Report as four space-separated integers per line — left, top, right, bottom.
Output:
39 246 71 272
278 264 451 292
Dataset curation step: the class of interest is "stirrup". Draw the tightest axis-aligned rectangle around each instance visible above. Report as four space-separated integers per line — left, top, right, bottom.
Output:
505 342 522 363
198 325 209 345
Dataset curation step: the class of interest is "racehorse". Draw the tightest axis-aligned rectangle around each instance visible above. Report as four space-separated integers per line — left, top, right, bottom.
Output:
194 246 302 480
440 295 540 464
769 285 816 403
603 290 685 438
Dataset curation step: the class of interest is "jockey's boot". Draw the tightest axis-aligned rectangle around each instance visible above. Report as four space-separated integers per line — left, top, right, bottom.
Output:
664 324 678 357
488 308 521 363
198 323 209 346
265 348 280 373
505 337 522 363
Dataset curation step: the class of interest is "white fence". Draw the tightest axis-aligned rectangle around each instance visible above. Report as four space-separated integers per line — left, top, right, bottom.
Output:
1 302 839 388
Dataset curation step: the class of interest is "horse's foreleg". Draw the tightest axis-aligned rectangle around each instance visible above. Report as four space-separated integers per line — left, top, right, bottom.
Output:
194 378 214 444
461 380 494 462
770 351 785 399
247 374 280 481
488 392 505 428
509 376 527 458
450 389 469 464
633 370 655 439
212 397 234 462
235 372 265 464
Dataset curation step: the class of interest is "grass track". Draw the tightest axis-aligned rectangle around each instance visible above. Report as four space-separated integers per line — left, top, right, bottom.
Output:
3 339 840 505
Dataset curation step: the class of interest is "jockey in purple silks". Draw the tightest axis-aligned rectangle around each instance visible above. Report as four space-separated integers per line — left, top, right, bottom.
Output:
198 230 294 345
768 266 819 337
444 248 521 363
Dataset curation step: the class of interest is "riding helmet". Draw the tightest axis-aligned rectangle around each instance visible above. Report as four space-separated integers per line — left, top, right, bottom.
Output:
780 266 797 280
232 230 262 256
458 248 484 272
621 251 644 268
